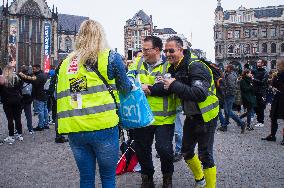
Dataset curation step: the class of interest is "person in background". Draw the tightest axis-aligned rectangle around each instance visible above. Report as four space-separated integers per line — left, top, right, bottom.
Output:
56 20 132 187
252 59 268 128
19 64 49 131
20 65 33 134
240 70 257 131
0 65 24 144
262 58 284 146
47 65 56 125
218 64 246 133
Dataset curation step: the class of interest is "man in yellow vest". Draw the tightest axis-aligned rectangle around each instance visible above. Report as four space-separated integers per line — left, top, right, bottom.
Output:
163 36 219 188
128 36 176 188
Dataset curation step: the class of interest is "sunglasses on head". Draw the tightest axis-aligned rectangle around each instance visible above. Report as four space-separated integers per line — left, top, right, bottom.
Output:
163 49 176 54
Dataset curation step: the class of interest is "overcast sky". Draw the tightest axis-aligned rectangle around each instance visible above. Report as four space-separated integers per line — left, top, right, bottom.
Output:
45 0 283 61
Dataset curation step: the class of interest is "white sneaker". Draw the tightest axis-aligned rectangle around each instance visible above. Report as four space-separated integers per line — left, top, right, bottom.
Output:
29 130 34 135
255 123 264 127
16 134 24 141
4 136 15 144
194 179 206 188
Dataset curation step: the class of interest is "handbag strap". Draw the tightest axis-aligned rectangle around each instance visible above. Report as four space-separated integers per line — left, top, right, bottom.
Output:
84 60 119 113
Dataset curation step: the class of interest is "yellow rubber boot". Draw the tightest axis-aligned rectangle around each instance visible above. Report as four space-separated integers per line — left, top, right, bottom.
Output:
185 155 204 181
203 166 217 188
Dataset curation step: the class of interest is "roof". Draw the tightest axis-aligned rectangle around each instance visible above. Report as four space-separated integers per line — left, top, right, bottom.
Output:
127 10 152 26
58 14 89 32
254 6 284 18
224 5 284 20
153 28 177 35
215 6 223 12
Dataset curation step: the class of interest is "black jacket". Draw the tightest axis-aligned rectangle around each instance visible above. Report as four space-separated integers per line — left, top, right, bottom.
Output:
270 72 284 119
168 57 212 115
21 70 48 101
0 76 23 105
252 67 268 95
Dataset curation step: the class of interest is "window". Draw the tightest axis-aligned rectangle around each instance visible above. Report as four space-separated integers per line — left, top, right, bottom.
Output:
234 30 240 38
261 29 267 38
271 28 276 37
244 44 250 54
65 37 72 52
262 43 267 53
234 44 240 55
281 43 284 53
219 45 222 53
280 27 284 36
271 43 276 53
228 45 234 54
227 31 233 39
244 29 250 38
251 29 258 37
145 30 149 36
252 43 258 54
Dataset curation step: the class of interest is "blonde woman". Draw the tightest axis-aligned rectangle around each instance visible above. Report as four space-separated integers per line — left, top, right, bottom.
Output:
0 65 23 144
262 58 284 146
56 20 132 187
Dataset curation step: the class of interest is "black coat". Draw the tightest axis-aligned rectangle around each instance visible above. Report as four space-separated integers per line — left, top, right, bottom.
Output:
0 76 23 105
252 67 268 96
240 76 256 109
270 72 284 119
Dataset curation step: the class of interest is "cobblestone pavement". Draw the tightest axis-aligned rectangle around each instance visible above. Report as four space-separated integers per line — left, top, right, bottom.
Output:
0 104 283 188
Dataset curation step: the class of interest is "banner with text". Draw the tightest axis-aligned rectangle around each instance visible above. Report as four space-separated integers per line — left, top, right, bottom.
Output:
44 22 51 73
8 19 18 67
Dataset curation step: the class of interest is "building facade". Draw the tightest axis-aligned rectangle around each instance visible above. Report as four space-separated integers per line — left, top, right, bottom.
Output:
0 0 88 71
124 10 191 59
214 0 284 69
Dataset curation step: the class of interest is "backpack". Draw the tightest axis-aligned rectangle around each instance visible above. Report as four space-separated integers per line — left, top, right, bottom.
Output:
44 78 51 91
22 82 32 96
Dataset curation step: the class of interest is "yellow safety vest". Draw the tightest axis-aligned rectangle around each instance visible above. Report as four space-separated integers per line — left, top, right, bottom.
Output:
128 57 177 126
56 49 119 134
188 54 219 122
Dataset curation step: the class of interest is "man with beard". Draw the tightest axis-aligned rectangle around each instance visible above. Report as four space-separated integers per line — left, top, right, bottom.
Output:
163 36 219 188
252 59 268 127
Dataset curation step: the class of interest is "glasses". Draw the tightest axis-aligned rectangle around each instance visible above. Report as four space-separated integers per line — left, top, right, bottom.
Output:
142 48 154 53
163 49 176 54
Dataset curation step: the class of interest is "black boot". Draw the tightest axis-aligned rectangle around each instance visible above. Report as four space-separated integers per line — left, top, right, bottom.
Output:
162 174 172 188
281 138 284 146
261 135 276 142
141 174 155 188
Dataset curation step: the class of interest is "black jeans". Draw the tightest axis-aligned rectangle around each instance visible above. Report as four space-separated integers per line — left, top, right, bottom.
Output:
134 124 175 176
182 115 217 169
23 102 33 131
3 103 23 136
271 117 284 137
255 94 266 123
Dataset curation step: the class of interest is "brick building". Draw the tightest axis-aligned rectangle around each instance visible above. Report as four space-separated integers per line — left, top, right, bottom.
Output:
214 0 284 69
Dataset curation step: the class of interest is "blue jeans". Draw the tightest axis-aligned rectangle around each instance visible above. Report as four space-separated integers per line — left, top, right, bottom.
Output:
175 111 184 154
224 95 244 127
36 100 48 128
218 108 225 126
68 127 119 188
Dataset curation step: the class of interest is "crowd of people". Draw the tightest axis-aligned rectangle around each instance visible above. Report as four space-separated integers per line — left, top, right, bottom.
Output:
0 19 283 188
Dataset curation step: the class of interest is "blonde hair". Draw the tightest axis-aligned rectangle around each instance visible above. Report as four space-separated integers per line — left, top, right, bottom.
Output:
276 57 284 73
2 65 18 87
69 19 109 64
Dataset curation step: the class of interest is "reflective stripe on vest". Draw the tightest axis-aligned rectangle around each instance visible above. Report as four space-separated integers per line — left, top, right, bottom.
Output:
57 49 119 134
188 55 219 122
58 103 116 119
57 84 117 100
134 57 176 125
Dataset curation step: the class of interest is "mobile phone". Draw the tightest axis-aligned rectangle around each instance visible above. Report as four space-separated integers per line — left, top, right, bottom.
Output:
127 50 133 61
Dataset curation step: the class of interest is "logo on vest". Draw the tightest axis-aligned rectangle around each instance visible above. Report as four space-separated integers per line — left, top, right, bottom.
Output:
68 57 79 74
